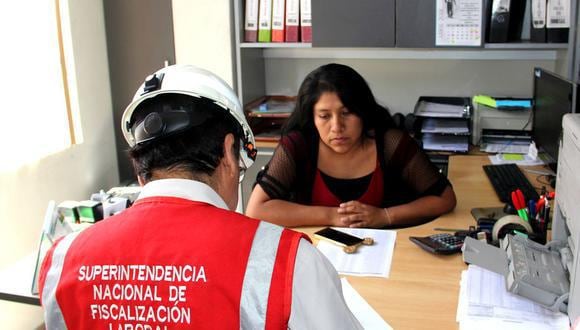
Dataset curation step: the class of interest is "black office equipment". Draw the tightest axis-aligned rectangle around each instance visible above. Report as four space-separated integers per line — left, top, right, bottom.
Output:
483 163 540 203
414 96 472 153
532 68 578 171
410 233 464 255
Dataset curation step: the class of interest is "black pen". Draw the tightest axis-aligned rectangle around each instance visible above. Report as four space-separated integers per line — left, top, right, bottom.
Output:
434 228 465 232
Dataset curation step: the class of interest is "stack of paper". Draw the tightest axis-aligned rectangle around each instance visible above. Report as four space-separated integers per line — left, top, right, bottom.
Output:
488 153 545 166
456 265 569 330
422 133 469 152
415 101 467 118
480 141 531 154
421 118 469 134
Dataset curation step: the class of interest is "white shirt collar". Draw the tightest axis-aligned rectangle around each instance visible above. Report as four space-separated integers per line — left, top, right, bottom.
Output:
136 178 229 210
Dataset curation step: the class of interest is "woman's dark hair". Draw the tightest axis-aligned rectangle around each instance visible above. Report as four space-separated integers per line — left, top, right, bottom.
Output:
282 63 395 138
129 94 241 182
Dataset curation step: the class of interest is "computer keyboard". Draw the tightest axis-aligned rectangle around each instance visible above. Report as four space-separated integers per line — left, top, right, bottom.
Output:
482 163 540 204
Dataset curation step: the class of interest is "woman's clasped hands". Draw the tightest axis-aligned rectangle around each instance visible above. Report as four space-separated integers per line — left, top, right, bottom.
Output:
336 201 390 228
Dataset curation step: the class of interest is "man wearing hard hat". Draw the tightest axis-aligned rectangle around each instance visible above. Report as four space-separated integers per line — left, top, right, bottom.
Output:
38 65 362 329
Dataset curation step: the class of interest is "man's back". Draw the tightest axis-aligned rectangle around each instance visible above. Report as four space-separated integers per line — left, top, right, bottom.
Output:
40 181 306 329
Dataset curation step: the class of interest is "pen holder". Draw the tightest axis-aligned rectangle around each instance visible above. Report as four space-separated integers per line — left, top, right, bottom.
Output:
530 217 548 245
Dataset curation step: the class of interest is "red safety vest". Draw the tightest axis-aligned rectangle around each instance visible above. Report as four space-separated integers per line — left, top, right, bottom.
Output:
311 163 384 207
39 196 308 329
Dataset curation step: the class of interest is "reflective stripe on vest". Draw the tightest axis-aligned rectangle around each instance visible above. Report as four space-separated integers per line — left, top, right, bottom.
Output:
240 221 283 329
41 231 81 330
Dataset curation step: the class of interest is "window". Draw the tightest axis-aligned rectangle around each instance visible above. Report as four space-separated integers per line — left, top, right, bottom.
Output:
0 0 79 171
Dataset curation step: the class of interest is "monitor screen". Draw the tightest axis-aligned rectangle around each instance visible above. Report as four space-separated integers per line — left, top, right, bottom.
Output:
532 68 578 170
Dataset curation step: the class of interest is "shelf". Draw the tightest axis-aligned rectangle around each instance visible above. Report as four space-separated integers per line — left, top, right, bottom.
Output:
240 42 312 48
240 42 566 50
261 47 562 60
483 42 567 49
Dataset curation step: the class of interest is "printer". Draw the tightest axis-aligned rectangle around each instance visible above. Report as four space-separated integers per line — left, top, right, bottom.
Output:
463 114 580 324
553 114 580 322
472 101 532 145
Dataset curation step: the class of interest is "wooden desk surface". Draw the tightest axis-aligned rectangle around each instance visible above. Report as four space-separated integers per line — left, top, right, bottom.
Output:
298 155 547 330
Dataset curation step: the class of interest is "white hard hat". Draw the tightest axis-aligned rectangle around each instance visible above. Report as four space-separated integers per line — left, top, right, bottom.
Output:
121 64 257 170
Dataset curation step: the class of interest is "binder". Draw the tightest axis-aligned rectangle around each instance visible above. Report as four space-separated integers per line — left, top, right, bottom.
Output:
487 0 511 43
258 0 273 42
507 0 526 41
271 0 285 42
244 0 260 42
488 0 510 42
530 0 547 42
546 0 570 43
299 0 312 43
285 0 299 42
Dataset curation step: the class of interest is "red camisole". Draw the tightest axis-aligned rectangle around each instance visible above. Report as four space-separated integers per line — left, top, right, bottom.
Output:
310 162 384 207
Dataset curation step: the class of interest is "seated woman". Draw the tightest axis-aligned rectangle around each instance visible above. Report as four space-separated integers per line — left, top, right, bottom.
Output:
246 63 456 228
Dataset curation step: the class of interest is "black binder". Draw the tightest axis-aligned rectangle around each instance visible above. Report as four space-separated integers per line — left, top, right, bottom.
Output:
546 0 569 43
530 0 547 42
507 0 527 41
487 0 528 43
487 0 510 42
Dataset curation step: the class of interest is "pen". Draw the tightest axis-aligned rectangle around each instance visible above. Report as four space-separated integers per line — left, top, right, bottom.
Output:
434 228 465 232
516 189 529 221
511 189 529 222
528 200 536 219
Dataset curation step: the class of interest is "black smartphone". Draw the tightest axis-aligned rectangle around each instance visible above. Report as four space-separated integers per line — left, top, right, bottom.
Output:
314 227 364 247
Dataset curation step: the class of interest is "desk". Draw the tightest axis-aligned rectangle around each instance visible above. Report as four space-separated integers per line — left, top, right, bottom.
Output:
299 155 547 330
0 155 548 327
0 253 41 306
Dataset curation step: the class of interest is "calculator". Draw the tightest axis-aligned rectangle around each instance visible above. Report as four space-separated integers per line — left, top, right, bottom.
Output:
409 233 465 255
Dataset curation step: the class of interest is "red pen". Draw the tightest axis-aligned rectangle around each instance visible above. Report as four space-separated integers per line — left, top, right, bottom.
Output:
536 197 545 214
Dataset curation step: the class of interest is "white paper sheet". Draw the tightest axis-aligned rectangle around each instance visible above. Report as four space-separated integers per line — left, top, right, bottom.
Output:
316 228 396 278
456 265 569 330
480 142 531 154
488 153 545 166
415 101 467 118
422 133 469 152
341 278 393 330
421 118 470 134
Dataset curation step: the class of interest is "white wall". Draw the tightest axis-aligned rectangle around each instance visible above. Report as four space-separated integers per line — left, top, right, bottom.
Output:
264 58 557 114
172 0 235 86
0 0 118 327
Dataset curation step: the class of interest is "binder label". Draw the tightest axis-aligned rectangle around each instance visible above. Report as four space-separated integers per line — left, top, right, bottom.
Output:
546 0 570 28
532 0 547 28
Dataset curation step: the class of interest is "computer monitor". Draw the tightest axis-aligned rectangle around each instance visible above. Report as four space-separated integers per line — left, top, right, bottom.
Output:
532 67 578 171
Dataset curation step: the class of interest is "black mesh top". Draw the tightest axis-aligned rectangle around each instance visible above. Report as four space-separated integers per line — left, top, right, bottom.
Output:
255 128 450 207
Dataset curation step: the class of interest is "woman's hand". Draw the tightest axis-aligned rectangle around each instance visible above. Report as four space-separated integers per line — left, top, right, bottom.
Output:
337 201 388 228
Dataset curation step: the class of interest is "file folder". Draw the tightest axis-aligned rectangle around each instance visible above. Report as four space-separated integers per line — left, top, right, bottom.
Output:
546 0 570 43
285 0 299 42
530 0 547 42
299 0 312 42
244 0 260 42
258 0 273 42
271 0 285 42
487 0 510 43
507 0 526 41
